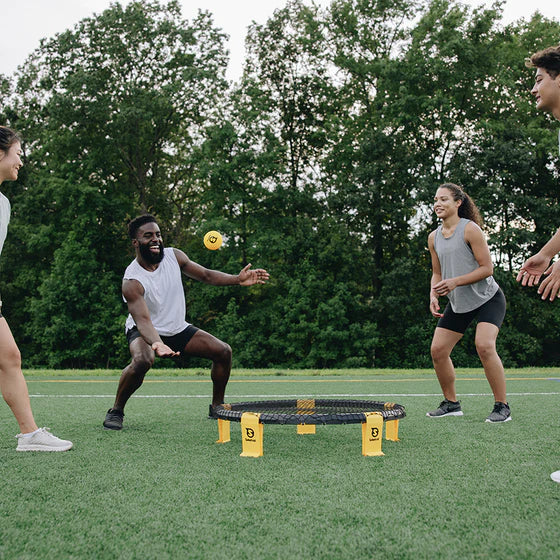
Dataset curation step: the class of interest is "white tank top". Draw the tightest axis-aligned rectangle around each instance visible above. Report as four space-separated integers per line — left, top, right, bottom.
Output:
123 247 189 336
0 192 11 258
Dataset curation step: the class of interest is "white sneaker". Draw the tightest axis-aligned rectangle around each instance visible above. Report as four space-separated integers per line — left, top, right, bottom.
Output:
16 427 73 452
551 470 560 483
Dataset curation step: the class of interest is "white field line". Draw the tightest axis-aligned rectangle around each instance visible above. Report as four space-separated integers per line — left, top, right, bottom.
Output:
28 392 560 398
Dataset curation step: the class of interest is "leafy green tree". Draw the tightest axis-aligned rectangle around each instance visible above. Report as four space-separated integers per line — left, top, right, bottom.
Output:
3 0 228 365
2 0 560 368
322 0 423 294
458 15 560 272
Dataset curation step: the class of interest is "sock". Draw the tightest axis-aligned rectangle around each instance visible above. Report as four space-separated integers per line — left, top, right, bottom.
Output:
20 428 41 438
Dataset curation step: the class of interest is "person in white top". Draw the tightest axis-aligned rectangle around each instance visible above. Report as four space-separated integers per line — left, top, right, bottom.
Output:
516 46 560 483
0 126 72 451
103 214 269 430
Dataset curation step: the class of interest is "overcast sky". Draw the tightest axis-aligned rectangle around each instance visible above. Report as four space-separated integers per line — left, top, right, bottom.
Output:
1 0 558 82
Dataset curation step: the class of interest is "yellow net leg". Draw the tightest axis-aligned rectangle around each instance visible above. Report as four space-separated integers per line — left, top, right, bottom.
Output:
362 412 384 456
296 400 316 433
240 412 263 457
216 418 230 444
297 424 316 434
385 419 400 441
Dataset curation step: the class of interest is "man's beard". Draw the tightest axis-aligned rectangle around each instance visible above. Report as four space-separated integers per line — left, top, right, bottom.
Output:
139 241 164 264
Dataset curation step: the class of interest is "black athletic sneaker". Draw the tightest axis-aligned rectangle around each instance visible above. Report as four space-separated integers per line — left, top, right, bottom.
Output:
208 403 230 419
426 399 463 418
485 402 512 423
103 408 124 430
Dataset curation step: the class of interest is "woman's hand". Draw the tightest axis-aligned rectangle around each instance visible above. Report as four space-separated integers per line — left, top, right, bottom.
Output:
429 293 444 318
432 278 458 297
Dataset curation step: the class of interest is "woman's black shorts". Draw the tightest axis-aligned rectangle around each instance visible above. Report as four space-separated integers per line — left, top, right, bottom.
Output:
437 288 506 334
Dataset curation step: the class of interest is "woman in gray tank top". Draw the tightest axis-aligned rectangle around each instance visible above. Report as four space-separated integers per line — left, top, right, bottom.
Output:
427 183 511 423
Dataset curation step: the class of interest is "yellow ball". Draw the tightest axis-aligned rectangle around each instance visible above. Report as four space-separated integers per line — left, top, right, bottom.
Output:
204 230 223 250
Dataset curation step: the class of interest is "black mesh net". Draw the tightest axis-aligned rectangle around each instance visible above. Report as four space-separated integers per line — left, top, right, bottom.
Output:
214 399 405 425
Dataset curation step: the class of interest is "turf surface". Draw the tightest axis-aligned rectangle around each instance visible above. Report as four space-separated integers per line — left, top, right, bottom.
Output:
1 369 559 559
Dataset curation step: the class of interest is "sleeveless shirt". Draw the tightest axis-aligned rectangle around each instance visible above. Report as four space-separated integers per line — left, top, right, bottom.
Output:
123 247 189 336
434 218 499 313
0 192 11 258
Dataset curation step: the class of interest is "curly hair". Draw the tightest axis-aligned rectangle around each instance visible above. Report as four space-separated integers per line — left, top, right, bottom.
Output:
128 214 158 239
525 45 560 79
438 183 483 227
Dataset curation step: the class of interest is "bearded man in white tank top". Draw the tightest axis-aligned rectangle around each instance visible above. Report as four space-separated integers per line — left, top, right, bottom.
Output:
103 215 269 431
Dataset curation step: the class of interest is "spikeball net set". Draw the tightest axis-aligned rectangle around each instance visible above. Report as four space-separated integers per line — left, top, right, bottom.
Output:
213 398 406 457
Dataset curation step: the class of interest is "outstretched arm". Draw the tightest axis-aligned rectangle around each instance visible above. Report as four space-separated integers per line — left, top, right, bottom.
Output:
122 279 180 357
174 248 269 286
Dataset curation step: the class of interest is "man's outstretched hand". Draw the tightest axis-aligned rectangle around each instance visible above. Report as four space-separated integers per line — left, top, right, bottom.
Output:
238 264 270 286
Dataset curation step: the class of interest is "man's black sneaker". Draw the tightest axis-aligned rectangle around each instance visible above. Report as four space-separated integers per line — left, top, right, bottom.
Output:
103 408 124 430
485 401 512 423
426 399 463 418
208 403 230 419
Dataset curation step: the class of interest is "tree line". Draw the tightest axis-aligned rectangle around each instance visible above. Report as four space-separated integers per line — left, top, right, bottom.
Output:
0 0 559 369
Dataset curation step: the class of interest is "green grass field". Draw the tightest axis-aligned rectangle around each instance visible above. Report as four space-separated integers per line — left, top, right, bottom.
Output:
1 368 559 559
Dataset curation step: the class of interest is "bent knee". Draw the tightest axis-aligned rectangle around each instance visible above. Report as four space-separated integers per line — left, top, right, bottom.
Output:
131 354 154 373
216 342 232 363
431 344 450 362
0 344 21 371
475 340 496 359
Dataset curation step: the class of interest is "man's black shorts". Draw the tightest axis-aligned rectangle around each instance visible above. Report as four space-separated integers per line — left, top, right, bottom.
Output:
437 288 506 334
126 325 199 353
